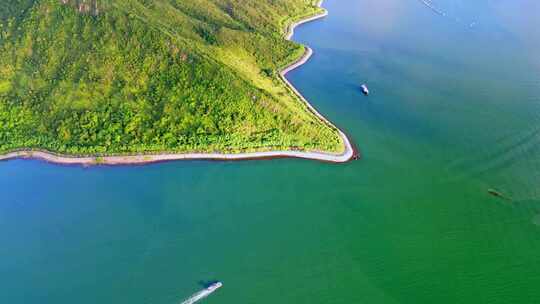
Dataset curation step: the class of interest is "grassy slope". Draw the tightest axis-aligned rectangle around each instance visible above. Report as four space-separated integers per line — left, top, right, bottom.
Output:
0 0 343 155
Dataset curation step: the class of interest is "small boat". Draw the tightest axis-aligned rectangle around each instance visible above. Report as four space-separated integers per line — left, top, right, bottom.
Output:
361 84 369 95
488 189 511 201
206 282 223 292
180 282 223 304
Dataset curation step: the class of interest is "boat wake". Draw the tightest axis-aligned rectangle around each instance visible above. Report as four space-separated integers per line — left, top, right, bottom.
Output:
417 0 478 28
444 121 540 204
418 0 445 16
180 282 222 304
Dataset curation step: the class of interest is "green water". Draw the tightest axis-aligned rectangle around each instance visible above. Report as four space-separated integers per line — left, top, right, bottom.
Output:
2 0 540 303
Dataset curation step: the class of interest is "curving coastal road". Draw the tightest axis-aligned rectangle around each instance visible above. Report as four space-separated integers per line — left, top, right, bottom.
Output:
0 0 355 165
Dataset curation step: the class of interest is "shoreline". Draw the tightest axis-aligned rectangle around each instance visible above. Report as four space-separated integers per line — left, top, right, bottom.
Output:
0 0 357 166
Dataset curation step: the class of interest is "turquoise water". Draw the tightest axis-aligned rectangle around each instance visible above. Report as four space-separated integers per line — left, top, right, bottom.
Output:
2 0 540 303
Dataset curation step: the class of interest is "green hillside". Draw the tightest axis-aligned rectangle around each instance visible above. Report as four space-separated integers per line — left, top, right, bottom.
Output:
0 0 343 156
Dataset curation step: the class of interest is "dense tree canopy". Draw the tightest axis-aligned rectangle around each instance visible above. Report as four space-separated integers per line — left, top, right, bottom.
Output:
0 0 343 155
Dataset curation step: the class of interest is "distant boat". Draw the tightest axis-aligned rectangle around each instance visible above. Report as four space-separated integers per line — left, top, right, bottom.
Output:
180 282 223 304
487 189 511 201
361 84 369 95
206 282 223 292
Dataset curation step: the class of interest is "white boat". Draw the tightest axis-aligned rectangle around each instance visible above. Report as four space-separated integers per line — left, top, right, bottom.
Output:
361 84 369 95
206 282 223 292
180 282 223 304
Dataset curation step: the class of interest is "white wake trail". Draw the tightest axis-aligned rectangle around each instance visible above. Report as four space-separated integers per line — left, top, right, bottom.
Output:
180 282 222 304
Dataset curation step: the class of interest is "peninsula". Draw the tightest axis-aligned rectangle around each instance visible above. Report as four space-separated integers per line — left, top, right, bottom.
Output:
0 0 354 164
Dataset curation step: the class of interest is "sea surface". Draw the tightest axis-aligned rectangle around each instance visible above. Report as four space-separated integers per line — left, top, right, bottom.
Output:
2 0 540 303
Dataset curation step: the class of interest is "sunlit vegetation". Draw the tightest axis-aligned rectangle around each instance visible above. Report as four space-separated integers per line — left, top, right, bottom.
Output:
0 0 343 155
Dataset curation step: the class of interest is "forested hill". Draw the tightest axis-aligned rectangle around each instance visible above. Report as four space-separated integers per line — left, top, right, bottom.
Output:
0 0 343 155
